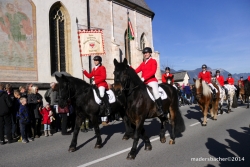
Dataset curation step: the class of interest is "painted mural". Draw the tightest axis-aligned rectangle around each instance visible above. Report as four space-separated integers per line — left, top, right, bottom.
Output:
0 0 37 81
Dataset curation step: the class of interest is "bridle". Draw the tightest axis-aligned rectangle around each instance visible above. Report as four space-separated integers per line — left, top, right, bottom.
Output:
58 82 77 102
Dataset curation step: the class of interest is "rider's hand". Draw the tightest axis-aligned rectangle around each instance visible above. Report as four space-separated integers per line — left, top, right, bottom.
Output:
82 68 85 71
141 78 145 82
92 80 95 84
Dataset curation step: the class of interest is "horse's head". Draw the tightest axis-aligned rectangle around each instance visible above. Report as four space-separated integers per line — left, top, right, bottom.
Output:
193 78 203 99
55 74 72 108
166 75 174 85
113 58 130 94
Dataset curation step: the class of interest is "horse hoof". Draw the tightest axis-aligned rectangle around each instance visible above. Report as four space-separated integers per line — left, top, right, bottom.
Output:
202 123 207 126
126 153 135 160
122 135 130 140
144 145 152 151
160 137 166 143
169 140 175 145
214 118 217 121
68 147 76 152
94 144 102 149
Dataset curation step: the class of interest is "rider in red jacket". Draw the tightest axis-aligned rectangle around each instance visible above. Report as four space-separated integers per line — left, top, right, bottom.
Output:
135 47 165 117
198 64 217 98
238 76 244 86
82 56 110 115
215 70 225 87
162 67 174 85
226 74 234 85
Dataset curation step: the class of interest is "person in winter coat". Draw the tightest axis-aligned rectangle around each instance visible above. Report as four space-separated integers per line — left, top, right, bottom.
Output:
17 97 32 143
40 104 54 137
0 83 17 145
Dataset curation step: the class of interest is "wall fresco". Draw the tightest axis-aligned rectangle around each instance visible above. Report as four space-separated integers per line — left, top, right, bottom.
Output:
0 0 37 81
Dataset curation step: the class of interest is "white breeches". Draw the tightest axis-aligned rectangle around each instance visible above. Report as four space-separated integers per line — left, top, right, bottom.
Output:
98 86 105 98
208 83 218 93
147 81 160 99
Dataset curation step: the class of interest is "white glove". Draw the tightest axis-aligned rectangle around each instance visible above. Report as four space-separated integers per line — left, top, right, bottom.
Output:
141 78 145 82
92 80 95 84
128 63 131 67
82 68 85 71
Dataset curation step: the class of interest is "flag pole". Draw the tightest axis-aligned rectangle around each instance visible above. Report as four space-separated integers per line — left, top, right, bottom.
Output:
76 17 84 79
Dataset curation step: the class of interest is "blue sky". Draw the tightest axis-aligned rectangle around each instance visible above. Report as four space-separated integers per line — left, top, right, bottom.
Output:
145 0 250 74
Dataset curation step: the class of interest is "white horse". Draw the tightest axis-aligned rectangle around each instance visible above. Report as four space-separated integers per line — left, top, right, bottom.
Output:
211 77 236 113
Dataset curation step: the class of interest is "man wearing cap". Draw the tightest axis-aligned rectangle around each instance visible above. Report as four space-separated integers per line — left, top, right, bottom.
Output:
82 56 111 116
135 47 165 117
198 64 217 99
215 70 227 95
238 76 244 87
162 67 174 85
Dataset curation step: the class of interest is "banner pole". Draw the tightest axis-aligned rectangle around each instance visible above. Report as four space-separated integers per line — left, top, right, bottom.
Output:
76 17 84 80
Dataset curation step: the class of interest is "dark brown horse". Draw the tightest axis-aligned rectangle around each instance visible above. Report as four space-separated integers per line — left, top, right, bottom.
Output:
113 58 185 160
238 82 245 104
55 75 134 152
193 78 220 126
243 79 250 108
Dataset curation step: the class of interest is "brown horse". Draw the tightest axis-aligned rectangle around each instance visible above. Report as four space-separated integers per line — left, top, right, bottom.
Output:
193 78 220 126
238 82 245 104
113 58 185 160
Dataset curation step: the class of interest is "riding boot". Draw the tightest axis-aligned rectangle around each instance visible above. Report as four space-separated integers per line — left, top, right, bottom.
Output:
212 89 216 99
155 98 164 117
101 94 111 116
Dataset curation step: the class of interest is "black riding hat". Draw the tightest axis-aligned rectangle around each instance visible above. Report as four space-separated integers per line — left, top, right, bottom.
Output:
228 73 232 76
202 64 207 69
93 56 102 62
240 76 243 78
165 67 170 71
142 47 152 54
216 70 220 73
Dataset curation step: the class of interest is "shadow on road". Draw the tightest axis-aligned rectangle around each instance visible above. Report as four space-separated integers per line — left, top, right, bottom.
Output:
183 105 203 123
205 126 250 167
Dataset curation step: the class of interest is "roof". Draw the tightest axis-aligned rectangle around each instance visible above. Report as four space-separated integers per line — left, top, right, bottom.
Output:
127 0 152 11
113 0 155 19
173 71 189 82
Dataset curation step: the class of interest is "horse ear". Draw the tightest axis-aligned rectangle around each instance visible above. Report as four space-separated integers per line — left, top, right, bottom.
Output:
123 58 128 66
172 75 174 78
55 75 61 82
113 58 118 66
193 78 196 82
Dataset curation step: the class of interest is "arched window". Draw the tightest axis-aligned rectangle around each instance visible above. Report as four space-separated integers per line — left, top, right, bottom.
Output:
49 2 71 75
124 30 131 64
140 33 146 50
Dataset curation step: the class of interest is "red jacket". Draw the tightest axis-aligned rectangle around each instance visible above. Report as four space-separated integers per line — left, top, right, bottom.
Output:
40 107 52 125
162 73 174 84
238 80 244 86
248 76 250 81
135 58 158 84
216 75 224 86
227 77 234 85
198 71 211 83
83 65 108 89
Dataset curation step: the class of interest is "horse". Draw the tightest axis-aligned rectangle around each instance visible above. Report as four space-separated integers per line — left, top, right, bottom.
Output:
243 79 250 108
113 58 185 160
211 77 235 113
55 74 134 152
238 82 245 104
193 78 220 126
223 83 237 112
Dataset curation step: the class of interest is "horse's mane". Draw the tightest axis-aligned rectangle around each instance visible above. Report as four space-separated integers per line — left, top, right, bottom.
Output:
65 76 91 90
127 67 145 87
212 77 221 87
195 79 211 96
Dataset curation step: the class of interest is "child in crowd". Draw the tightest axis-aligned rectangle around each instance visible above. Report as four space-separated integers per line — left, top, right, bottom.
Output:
17 97 32 143
40 104 53 136
13 90 21 140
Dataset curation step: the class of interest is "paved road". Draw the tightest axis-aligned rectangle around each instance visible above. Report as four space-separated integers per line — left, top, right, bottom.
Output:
0 104 249 167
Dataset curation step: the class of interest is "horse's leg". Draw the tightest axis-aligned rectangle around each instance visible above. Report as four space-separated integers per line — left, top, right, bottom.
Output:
122 115 134 140
202 104 208 126
69 114 83 152
91 115 102 148
159 117 167 143
141 127 152 150
167 115 176 144
247 95 249 109
213 100 219 120
127 119 144 160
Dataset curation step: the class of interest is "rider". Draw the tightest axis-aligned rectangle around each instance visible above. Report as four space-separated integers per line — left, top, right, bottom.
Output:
215 70 227 95
238 76 244 87
198 64 217 99
162 67 174 85
82 56 111 116
226 74 234 85
135 47 165 117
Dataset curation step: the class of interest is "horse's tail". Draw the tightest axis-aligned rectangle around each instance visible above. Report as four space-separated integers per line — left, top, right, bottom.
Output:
172 88 186 135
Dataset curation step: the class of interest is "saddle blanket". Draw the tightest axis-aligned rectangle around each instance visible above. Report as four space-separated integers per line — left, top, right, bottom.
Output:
147 86 168 101
93 89 116 105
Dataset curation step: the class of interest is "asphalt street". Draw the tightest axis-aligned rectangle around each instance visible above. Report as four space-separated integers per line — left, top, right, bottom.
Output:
0 103 249 167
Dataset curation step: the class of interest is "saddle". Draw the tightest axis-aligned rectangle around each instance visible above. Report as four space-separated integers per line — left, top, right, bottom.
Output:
92 85 116 105
146 85 168 101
